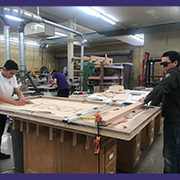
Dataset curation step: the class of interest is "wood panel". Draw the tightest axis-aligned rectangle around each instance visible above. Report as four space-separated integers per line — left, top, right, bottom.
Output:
0 96 161 141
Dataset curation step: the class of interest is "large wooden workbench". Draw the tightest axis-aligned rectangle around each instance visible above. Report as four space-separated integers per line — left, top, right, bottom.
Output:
0 96 161 173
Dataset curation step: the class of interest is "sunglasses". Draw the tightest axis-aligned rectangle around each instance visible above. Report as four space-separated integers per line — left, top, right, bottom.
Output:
160 62 172 67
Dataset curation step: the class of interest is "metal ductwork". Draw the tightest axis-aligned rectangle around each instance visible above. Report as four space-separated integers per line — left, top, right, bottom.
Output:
4 25 10 62
0 17 11 62
55 49 133 59
0 7 42 23
0 6 85 90
18 20 26 84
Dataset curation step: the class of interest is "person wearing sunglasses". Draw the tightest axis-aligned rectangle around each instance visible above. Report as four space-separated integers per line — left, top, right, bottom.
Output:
139 51 180 173
0 59 30 160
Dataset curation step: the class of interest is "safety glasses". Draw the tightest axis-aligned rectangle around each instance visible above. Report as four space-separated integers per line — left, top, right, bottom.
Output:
4 68 16 75
160 62 172 67
7 71 16 75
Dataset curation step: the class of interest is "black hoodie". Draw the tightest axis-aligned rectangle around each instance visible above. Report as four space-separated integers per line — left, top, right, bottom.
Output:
144 67 180 122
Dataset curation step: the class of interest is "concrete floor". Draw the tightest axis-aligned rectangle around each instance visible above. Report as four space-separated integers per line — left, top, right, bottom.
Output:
0 120 164 174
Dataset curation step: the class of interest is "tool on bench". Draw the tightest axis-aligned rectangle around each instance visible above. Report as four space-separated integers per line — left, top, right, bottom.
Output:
62 100 116 123
94 113 101 155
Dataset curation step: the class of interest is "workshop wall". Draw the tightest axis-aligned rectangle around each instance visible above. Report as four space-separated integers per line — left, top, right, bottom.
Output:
144 30 180 58
0 41 58 71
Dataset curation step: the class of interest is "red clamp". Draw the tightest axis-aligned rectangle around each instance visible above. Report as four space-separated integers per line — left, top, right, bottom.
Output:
94 113 101 155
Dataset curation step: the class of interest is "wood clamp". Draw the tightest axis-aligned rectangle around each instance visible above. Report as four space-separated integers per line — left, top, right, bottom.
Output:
94 113 101 155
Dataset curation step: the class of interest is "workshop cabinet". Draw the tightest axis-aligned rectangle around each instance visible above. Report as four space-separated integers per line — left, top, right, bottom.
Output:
141 118 155 150
154 113 163 136
21 121 117 173
117 132 141 172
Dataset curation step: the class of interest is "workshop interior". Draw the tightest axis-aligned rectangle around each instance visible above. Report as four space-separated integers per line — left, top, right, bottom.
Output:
0 6 180 174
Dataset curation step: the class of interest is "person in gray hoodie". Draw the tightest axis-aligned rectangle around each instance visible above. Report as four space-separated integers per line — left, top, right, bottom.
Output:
139 50 180 173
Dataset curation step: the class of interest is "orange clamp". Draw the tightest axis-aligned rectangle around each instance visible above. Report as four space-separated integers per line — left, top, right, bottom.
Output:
94 136 101 155
95 113 101 122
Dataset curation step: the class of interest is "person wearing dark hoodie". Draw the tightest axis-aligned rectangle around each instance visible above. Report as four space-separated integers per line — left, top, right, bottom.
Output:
139 51 180 173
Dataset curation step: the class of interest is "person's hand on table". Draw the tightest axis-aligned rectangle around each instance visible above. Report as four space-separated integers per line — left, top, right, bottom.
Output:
138 96 146 103
15 99 27 106
47 84 52 87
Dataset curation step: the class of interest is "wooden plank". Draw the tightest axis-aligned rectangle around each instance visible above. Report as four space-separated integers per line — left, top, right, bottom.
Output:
99 102 144 125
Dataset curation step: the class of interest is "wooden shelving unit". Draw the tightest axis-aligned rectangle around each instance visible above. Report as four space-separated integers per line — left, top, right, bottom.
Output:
73 55 114 81
73 55 124 92
88 62 124 92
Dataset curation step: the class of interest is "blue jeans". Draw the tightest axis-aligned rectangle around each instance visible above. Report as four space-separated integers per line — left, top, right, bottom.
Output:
163 120 180 173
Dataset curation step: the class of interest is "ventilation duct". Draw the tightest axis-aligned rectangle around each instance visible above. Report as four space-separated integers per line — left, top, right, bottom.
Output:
55 49 133 59
4 25 10 62
18 21 26 84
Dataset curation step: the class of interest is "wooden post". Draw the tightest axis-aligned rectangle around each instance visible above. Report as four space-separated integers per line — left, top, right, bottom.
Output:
72 133 77 146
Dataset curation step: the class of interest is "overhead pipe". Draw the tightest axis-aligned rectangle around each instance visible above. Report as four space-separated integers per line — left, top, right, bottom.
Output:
4 25 10 62
1 16 10 62
18 20 27 84
0 6 85 90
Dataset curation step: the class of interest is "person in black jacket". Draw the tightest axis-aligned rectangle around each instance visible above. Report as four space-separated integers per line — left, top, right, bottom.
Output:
139 50 180 173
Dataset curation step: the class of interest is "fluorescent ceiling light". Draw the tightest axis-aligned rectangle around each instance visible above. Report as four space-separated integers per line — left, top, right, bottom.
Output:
55 32 67 36
77 7 100 17
91 7 117 22
5 15 22 21
77 7 116 25
100 15 116 25
131 34 144 43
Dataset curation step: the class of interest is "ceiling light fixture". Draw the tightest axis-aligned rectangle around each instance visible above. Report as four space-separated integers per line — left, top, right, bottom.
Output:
77 7 116 25
5 15 22 22
55 32 67 37
131 34 144 43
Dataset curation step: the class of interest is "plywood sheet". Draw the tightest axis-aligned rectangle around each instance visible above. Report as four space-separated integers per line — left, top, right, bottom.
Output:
0 96 161 141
